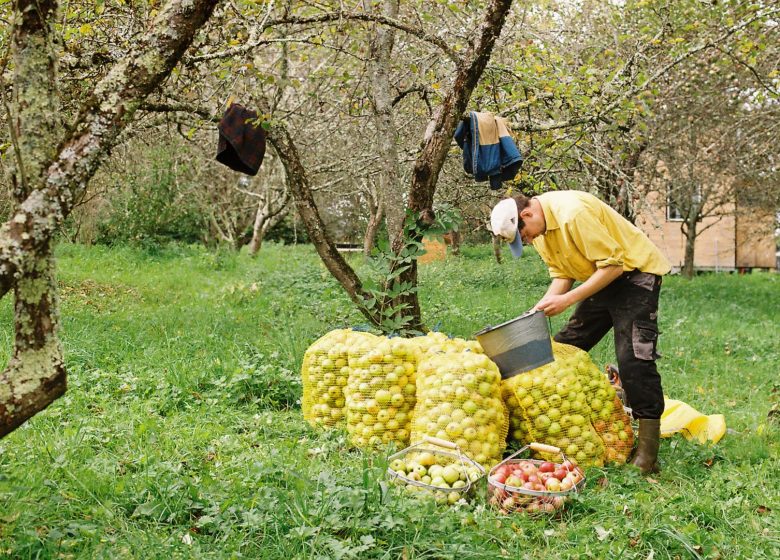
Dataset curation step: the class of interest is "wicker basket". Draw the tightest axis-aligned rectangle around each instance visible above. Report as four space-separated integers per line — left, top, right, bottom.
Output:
487 442 585 514
387 436 485 505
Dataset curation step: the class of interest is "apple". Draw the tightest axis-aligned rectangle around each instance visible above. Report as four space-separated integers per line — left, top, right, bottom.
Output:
505 475 523 488
545 478 561 492
491 471 507 484
538 461 556 473
442 465 460 485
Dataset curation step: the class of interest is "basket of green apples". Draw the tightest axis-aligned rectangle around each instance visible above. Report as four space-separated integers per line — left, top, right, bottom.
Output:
488 442 585 514
387 436 485 505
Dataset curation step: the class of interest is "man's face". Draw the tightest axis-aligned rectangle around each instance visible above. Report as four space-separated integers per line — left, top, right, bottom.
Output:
519 211 545 244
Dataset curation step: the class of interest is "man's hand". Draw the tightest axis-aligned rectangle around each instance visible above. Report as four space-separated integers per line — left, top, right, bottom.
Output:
535 293 573 317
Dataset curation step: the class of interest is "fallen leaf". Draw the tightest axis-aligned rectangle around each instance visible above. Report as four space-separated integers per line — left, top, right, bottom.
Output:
598 477 609 488
756 505 771 515
646 476 659 484
703 457 715 468
594 525 612 541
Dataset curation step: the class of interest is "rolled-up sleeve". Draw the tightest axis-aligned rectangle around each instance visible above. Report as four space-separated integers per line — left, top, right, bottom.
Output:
567 209 625 269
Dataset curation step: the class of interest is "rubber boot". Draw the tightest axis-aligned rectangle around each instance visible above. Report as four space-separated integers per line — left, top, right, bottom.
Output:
630 419 661 474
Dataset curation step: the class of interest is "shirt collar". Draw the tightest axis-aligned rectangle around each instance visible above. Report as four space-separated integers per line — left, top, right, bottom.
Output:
536 194 559 232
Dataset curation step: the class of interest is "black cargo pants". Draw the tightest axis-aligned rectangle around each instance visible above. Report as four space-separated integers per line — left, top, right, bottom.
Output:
553 270 664 419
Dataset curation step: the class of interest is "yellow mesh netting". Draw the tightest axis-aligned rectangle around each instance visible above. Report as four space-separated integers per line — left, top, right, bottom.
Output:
411 352 508 467
345 334 418 448
301 329 370 428
504 340 631 467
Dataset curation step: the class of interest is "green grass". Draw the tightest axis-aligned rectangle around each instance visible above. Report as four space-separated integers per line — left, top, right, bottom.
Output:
0 242 778 559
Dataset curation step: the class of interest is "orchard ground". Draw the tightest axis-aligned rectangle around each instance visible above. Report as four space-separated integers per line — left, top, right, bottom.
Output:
0 242 778 559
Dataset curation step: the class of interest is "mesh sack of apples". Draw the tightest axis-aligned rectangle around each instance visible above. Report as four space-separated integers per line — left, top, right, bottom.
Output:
345 334 419 448
503 383 533 449
488 442 585 514
302 329 374 428
546 342 634 464
387 436 485 505
410 351 508 467
412 331 484 356
504 341 611 466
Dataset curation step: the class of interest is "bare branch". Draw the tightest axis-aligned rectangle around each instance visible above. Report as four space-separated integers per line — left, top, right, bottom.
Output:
188 9 460 64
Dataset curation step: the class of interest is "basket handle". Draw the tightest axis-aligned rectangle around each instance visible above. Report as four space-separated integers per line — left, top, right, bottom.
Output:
423 435 458 449
529 442 560 454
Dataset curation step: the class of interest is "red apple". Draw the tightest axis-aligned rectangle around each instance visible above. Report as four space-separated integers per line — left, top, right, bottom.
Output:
492 471 507 484
539 472 554 483
495 465 512 479
539 461 556 473
519 463 538 477
553 468 568 480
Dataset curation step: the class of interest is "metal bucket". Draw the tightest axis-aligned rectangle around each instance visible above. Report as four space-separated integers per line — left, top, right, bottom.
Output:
475 310 554 379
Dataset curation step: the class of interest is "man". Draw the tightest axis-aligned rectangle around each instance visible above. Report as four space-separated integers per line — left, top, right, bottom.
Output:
490 191 671 474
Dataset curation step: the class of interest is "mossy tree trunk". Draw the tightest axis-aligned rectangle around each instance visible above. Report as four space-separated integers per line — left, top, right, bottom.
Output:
391 0 513 331
0 0 66 438
0 0 220 439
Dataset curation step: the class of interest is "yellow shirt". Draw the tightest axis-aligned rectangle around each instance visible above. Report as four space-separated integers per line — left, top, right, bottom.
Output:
533 191 671 281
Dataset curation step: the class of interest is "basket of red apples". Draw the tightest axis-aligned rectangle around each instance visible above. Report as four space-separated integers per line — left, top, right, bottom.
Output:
487 442 585 514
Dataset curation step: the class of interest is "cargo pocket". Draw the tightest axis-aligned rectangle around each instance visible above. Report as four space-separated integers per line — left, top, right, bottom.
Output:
632 320 659 361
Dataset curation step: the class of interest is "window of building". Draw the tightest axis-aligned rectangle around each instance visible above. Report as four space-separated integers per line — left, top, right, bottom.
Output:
667 185 702 222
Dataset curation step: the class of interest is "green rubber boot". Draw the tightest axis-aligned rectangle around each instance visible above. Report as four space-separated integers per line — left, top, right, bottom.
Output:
630 419 661 474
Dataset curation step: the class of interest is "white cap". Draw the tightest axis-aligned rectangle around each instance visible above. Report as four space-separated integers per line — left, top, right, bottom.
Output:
490 198 523 258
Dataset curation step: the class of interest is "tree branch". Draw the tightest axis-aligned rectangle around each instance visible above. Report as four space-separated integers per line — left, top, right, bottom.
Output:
187 9 460 64
0 0 221 302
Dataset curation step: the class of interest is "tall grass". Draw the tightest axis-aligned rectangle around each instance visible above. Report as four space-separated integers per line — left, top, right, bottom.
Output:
0 242 778 559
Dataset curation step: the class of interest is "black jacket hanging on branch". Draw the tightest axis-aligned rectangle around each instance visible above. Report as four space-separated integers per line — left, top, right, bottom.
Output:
216 102 266 176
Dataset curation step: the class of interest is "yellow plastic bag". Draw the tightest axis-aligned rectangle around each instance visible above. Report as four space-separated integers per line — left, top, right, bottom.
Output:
661 398 726 444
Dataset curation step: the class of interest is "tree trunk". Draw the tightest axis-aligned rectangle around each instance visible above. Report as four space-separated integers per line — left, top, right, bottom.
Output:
363 0 404 249
0 0 65 437
249 201 267 256
0 0 219 302
682 219 697 279
392 0 514 331
492 234 502 264
447 230 462 256
1 0 219 438
363 195 384 257
266 122 380 326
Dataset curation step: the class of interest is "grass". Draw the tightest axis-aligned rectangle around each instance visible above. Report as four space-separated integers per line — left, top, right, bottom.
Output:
0 241 778 559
